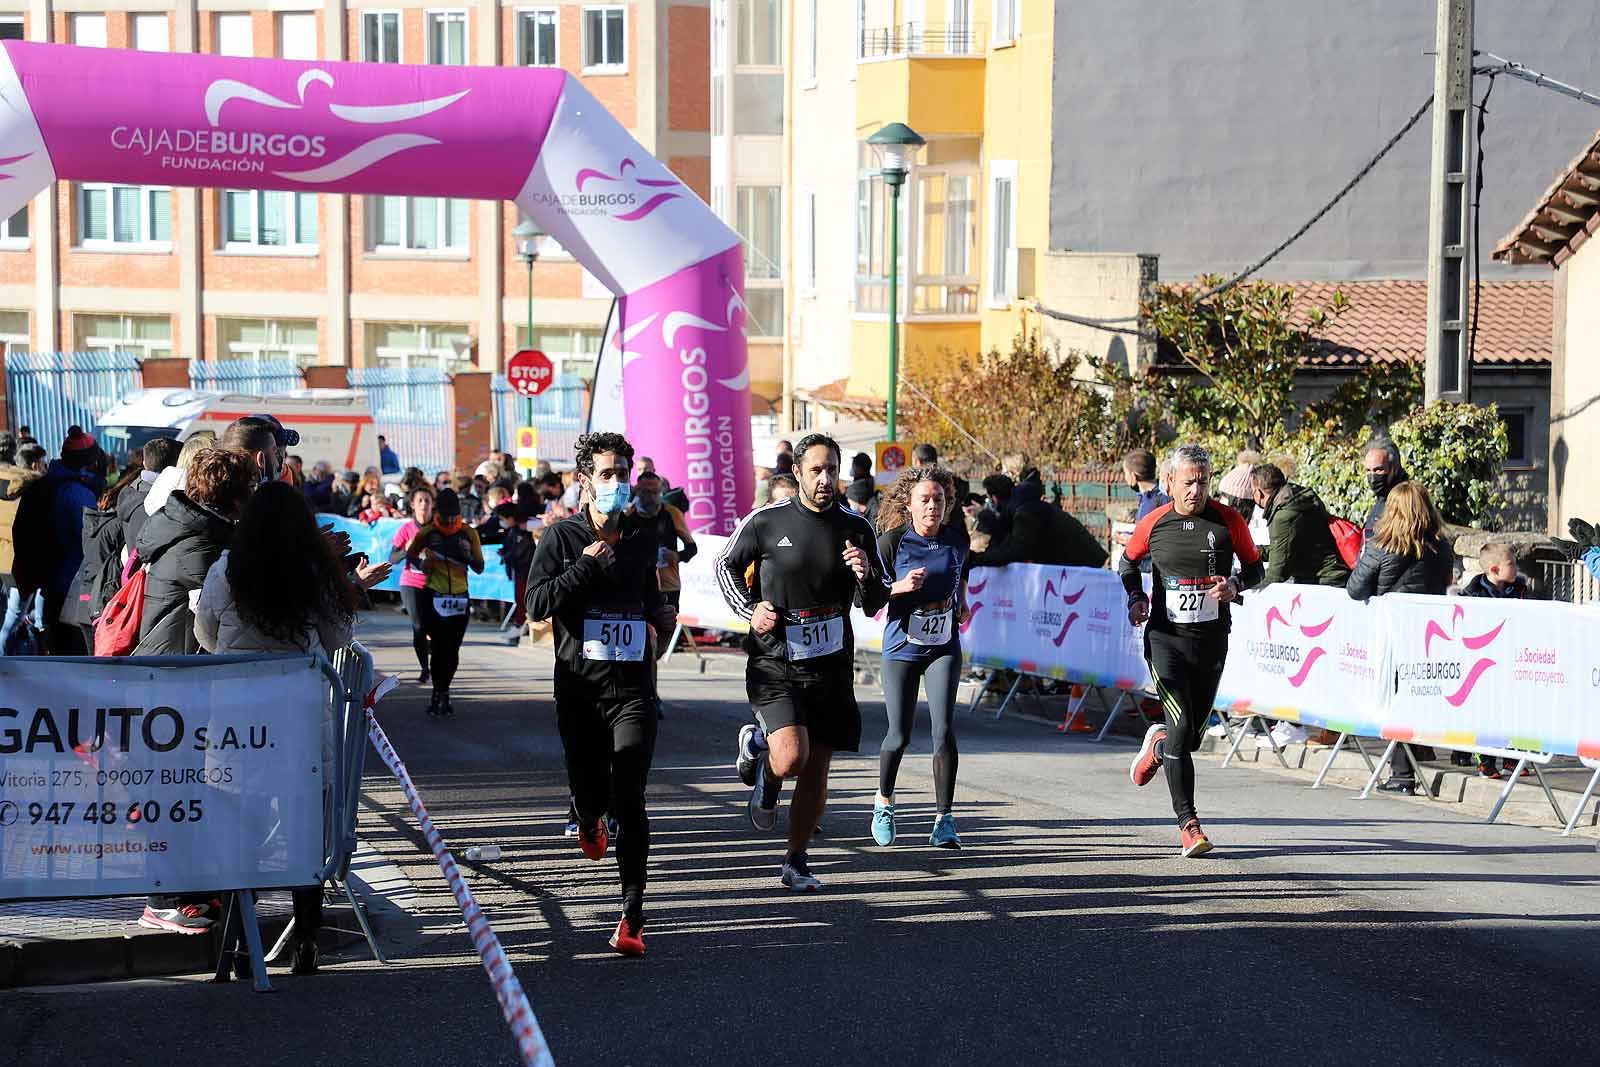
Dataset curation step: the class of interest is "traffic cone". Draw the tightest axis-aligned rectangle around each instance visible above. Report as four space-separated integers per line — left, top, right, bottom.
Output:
1057 685 1097 733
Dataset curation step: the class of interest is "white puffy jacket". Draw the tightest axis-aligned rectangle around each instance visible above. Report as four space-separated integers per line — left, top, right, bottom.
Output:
194 551 356 772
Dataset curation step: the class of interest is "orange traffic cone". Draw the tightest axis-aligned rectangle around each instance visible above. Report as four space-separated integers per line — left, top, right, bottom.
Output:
1057 685 1097 734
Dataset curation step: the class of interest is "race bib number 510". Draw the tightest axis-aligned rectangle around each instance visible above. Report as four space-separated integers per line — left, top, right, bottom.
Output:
583 614 646 661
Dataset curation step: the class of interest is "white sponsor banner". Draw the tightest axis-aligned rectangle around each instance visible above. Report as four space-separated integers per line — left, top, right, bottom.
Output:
963 565 1148 690
1216 583 1386 733
0 656 325 900
677 533 886 653
1379 593 1600 758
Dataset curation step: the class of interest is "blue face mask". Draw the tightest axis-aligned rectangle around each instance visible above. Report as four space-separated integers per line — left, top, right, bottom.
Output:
591 480 629 515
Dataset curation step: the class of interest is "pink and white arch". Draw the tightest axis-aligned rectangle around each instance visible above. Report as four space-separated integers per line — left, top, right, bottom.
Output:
0 42 752 530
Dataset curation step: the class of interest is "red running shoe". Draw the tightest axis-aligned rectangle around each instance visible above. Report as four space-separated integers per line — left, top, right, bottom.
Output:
609 916 645 957
1130 723 1167 787
578 819 609 861
1180 819 1213 858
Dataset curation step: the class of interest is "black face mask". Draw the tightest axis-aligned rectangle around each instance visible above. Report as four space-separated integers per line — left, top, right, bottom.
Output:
1366 473 1389 494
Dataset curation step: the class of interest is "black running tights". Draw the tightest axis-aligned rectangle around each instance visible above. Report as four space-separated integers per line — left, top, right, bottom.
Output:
555 676 658 900
400 586 430 671
420 597 468 697
878 653 961 812
1147 630 1228 827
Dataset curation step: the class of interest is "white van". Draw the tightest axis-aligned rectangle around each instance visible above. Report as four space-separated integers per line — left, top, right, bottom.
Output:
97 388 381 473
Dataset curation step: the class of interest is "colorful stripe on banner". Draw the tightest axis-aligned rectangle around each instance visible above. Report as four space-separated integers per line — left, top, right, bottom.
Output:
969 653 1142 692
365 697 555 1067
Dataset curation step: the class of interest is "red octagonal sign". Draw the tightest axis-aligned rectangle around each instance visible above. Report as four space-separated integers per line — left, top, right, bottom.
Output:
507 348 554 397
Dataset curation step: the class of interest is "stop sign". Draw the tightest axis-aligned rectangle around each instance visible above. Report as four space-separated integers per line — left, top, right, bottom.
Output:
507 349 554 397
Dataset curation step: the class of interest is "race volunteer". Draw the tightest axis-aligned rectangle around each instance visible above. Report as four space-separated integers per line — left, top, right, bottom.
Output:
873 466 969 850
1120 444 1263 858
404 489 484 717
525 431 675 956
716 433 890 891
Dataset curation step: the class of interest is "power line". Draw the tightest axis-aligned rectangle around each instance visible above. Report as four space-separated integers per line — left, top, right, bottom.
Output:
1475 52 1600 110
1033 93 1436 336
896 373 1004 465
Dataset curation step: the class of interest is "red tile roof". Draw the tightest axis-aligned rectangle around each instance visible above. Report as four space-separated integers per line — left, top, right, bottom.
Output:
1292 279 1551 366
1493 127 1600 267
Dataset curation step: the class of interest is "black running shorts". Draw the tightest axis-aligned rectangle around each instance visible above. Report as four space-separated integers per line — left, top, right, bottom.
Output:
745 654 862 753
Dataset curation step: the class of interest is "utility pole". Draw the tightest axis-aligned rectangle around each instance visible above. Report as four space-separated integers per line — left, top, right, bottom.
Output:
1424 0 1473 404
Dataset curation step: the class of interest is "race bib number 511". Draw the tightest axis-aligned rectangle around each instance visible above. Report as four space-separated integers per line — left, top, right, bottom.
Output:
785 613 843 661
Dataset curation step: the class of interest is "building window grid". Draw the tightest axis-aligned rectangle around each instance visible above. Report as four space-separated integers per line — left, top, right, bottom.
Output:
914 169 979 315
224 190 318 252
368 196 470 254
804 0 818 84
276 12 317 61
425 9 468 65
77 313 172 360
516 324 603 381
582 5 627 71
369 322 474 371
214 12 253 57
801 191 817 295
362 11 402 63
992 0 1019 45
0 206 27 248
0 17 22 42
70 13 106 48
988 163 1016 306
133 13 169 53
736 0 782 67
219 318 320 367
78 184 172 249
517 8 559 67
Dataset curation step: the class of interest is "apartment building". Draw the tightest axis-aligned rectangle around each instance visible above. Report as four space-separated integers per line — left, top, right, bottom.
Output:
0 0 711 390
785 0 1600 450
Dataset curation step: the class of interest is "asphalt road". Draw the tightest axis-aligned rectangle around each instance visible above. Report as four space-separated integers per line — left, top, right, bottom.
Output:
7 610 1600 1067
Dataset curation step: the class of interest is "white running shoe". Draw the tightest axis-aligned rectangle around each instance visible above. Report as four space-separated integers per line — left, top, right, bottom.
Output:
780 855 821 891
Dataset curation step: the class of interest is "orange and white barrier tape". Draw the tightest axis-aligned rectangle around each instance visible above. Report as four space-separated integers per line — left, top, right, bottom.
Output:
365 681 554 1067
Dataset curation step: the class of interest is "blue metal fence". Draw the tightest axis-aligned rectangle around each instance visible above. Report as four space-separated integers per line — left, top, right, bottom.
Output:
189 358 304 394
5 351 143 461
348 366 453 475
491 372 587 468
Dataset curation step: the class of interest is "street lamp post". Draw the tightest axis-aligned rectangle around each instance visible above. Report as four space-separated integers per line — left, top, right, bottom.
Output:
512 218 543 355
867 122 925 443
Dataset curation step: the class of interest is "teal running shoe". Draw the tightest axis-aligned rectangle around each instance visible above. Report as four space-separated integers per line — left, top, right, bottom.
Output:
871 800 896 846
929 813 962 850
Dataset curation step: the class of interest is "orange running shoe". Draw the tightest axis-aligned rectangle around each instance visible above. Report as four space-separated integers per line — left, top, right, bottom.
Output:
1130 723 1167 787
1180 819 1212 858
578 819 609 861
609 916 645 957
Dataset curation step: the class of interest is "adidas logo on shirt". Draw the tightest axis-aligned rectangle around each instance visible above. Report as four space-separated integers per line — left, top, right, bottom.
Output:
777 536 794 547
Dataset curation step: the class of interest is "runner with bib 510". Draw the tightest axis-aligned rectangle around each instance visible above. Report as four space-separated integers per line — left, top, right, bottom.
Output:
526 431 676 955
716 433 890 891
1120 444 1263 858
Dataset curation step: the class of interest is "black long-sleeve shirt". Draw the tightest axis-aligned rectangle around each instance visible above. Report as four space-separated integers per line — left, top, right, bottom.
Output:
525 511 663 685
1119 500 1264 637
716 497 890 665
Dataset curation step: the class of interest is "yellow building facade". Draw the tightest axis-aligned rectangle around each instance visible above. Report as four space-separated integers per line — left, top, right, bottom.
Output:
784 0 1054 427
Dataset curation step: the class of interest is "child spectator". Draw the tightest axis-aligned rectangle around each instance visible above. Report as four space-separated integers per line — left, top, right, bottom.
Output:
1456 542 1530 779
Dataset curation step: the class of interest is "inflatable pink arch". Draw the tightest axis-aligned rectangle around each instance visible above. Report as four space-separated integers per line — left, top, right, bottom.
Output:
0 43 752 530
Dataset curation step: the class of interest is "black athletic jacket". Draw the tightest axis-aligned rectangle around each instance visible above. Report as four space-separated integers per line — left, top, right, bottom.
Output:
1119 500 1264 638
525 510 663 685
715 497 890 664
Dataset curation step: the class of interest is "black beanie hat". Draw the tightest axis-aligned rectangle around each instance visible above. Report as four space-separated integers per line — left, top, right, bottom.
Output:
435 488 461 518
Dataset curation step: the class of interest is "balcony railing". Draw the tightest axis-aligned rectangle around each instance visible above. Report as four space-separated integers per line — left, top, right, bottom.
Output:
860 22 986 59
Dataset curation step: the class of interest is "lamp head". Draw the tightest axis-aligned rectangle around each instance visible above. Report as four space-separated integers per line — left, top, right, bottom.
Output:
513 217 544 262
867 122 926 180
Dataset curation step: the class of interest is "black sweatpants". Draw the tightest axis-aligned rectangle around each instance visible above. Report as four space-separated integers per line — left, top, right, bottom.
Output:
878 653 961 812
555 670 658 902
418 591 469 697
1146 630 1228 826
400 586 430 672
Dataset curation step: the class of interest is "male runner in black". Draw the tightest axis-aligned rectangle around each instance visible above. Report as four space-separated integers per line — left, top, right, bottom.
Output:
526 431 675 954
716 433 890 890
1120 444 1263 857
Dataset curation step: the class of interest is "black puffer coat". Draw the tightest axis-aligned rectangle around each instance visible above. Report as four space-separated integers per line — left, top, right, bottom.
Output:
1346 535 1453 600
61 507 125 627
132 491 234 655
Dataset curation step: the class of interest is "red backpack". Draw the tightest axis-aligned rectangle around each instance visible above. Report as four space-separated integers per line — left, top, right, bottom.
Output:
93 565 148 657
1328 515 1362 569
